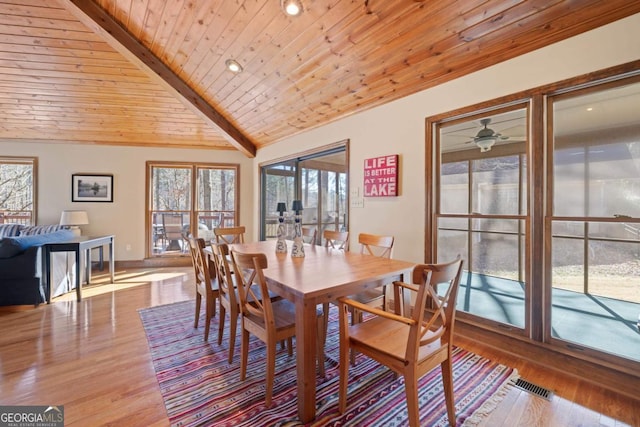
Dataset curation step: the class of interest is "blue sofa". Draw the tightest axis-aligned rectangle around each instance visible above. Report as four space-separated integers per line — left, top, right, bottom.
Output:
0 224 75 306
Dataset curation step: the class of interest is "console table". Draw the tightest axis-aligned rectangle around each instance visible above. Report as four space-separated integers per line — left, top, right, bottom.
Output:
43 235 115 302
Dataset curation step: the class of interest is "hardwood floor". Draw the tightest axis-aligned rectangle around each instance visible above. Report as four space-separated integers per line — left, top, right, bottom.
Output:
0 266 637 427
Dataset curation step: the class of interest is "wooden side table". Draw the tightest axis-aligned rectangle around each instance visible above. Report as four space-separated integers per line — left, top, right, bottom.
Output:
43 235 115 302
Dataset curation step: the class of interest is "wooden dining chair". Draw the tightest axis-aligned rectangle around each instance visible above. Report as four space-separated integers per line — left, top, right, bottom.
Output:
348 233 395 350
321 229 350 341
211 242 282 364
323 229 349 251
210 242 240 363
230 249 326 407
187 237 219 341
301 226 317 245
338 257 464 427
214 226 246 245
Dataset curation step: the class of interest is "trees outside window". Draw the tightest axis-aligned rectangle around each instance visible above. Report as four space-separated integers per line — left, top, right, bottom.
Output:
0 157 36 225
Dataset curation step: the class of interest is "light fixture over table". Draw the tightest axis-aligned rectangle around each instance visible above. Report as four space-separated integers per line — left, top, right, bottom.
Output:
60 210 89 236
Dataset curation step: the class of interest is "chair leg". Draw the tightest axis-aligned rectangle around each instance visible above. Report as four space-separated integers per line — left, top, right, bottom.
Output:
441 358 456 427
286 337 293 357
194 293 202 328
403 370 420 427
218 304 226 346
240 328 249 381
204 297 215 341
349 307 361 365
322 302 330 346
338 305 350 414
316 315 326 378
265 340 276 407
227 310 238 364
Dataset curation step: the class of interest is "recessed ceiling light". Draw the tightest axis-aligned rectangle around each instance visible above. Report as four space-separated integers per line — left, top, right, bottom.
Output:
281 0 303 16
225 59 243 74
586 107 593 111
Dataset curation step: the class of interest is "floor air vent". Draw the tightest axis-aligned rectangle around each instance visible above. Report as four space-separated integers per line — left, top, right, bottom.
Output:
512 378 554 400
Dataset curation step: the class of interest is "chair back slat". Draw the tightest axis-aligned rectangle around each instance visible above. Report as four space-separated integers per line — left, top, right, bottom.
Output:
323 229 349 251
211 242 237 308
301 226 318 245
188 237 215 294
230 250 272 326
214 226 246 244
414 257 464 350
358 233 394 258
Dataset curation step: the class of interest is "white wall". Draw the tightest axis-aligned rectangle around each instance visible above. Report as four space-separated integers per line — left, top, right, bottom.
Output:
253 13 640 263
0 142 253 260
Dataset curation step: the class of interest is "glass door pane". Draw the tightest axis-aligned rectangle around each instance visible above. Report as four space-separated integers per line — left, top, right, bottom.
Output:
196 166 238 242
262 161 296 239
260 148 347 242
150 166 191 256
437 107 528 330
550 80 640 362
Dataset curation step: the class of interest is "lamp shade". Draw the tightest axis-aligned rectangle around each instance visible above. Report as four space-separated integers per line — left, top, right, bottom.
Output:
276 202 287 216
291 200 303 213
60 210 89 226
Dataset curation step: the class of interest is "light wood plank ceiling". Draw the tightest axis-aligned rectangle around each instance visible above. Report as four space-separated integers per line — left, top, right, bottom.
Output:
1 0 639 157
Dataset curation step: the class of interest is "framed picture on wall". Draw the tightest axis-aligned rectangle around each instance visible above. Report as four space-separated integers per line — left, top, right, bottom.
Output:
72 174 114 202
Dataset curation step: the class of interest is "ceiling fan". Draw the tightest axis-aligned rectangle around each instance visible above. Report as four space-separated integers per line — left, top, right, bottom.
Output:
466 118 510 152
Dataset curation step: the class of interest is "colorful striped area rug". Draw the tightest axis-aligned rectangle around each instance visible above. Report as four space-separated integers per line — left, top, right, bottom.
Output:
139 300 518 427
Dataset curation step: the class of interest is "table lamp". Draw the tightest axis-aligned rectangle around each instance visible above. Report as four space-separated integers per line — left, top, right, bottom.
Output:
290 200 304 257
276 202 287 253
60 210 89 236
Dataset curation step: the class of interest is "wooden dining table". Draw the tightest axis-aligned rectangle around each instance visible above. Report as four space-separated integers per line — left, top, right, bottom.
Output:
223 239 415 423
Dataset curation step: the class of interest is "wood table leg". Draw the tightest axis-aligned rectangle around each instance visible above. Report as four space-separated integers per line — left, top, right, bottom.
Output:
295 298 318 423
75 249 82 301
109 238 115 282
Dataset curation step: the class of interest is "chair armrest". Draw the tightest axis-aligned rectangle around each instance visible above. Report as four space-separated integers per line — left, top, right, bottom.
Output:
338 297 415 326
392 281 420 293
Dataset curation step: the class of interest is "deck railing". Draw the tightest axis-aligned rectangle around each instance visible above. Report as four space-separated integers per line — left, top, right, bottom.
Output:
0 212 32 225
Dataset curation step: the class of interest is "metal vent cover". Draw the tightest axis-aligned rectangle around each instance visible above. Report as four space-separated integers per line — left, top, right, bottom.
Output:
512 378 554 401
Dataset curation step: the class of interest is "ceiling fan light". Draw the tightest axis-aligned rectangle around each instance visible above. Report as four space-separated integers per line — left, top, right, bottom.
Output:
225 59 243 73
476 137 496 152
281 0 303 16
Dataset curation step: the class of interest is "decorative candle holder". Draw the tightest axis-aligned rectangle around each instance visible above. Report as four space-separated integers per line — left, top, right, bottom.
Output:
290 200 305 258
276 202 287 254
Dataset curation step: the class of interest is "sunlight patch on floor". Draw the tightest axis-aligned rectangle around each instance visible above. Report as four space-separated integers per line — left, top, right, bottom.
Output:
53 269 189 301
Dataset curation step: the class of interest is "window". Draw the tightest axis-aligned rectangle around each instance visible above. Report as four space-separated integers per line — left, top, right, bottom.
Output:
548 77 640 362
260 143 348 244
436 107 529 330
146 162 239 257
0 157 36 225
428 66 640 367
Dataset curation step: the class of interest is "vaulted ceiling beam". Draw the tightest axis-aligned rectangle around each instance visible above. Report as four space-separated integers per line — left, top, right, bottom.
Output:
59 0 257 158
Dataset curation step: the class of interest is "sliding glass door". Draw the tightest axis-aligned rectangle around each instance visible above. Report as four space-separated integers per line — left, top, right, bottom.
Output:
260 144 348 244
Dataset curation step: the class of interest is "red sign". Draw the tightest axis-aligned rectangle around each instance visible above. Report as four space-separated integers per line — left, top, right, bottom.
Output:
363 154 398 197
